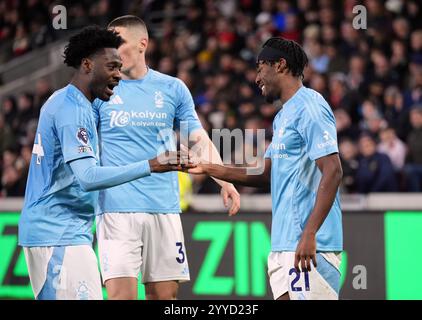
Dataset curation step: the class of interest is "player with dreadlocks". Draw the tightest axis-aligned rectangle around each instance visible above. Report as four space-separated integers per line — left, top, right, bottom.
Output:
18 26 190 300
187 37 343 300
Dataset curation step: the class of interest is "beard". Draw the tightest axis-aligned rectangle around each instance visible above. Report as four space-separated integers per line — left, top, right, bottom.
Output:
264 92 277 104
262 84 280 104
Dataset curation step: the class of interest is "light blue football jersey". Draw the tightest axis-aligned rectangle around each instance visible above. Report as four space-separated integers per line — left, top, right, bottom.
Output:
264 86 343 252
93 68 202 214
19 84 99 247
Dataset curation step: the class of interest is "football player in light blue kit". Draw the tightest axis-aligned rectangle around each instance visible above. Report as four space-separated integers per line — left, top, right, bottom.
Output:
188 37 343 300
18 27 189 300
93 16 240 300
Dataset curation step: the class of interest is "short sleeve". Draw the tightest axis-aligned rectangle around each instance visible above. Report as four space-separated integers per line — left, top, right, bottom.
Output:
174 79 202 135
55 106 96 163
298 104 339 161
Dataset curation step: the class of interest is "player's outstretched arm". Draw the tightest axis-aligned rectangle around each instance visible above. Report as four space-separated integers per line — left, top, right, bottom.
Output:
294 153 343 272
188 158 271 188
188 129 241 215
69 152 191 192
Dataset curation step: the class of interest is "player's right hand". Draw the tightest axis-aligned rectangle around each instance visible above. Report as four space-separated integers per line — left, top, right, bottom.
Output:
185 163 207 175
149 151 196 173
179 144 209 175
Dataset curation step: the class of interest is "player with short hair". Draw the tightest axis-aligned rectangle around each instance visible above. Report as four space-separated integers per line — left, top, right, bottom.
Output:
188 37 343 300
93 15 240 300
18 26 188 300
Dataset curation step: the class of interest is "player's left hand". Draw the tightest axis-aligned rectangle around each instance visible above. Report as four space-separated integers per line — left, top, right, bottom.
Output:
220 184 240 216
295 231 317 272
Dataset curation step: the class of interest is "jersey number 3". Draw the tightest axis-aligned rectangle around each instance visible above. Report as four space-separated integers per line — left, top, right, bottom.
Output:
176 242 185 264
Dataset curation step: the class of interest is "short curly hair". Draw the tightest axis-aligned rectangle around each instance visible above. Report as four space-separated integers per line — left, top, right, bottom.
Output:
63 26 123 68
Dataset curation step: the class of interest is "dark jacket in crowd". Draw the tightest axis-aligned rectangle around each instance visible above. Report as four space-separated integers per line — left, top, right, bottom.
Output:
407 128 422 164
356 152 398 193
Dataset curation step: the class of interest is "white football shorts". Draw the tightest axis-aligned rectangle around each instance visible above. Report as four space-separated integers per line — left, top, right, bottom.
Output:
96 212 190 284
23 245 103 300
268 251 342 300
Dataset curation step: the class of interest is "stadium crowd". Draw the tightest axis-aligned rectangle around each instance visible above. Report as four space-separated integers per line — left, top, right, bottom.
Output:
1 0 422 197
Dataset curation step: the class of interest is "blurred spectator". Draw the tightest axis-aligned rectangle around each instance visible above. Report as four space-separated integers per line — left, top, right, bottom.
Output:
403 66 422 110
339 20 360 56
405 0 422 29
356 134 398 193
69 3 91 29
378 127 407 172
403 105 422 191
158 56 176 76
347 55 367 91
14 92 36 138
307 40 330 74
359 99 388 136
335 108 360 141
90 0 111 27
1 147 26 196
326 44 348 74
392 16 410 42
0 112 15 155
1 96 17 129
280 13 300 42
309 72 329 99
21 119 38 147
410 29 422 56
255 12 276 44
339 138 359 193
383 86 405 129
368 50 399 88
12 23 29 57
29 16 54 50
329 73 361 122
321 24 338 46
390 40 408 85
34 78 53 112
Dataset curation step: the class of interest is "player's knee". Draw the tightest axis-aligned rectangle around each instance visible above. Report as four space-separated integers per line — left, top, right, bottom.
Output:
105 279 138 300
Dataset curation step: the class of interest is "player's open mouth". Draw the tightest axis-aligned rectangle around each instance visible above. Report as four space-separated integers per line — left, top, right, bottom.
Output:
105 82 118 96
260 84 266 95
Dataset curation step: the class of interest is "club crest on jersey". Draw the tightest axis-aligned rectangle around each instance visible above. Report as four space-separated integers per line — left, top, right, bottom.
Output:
77 127 89 145
155 91 164 108
76 281 89 300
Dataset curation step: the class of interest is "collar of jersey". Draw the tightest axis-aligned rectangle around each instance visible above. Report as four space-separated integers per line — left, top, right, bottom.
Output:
67 84 92 107
275 85 305 118
283 85 305 109
120 66 153 83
